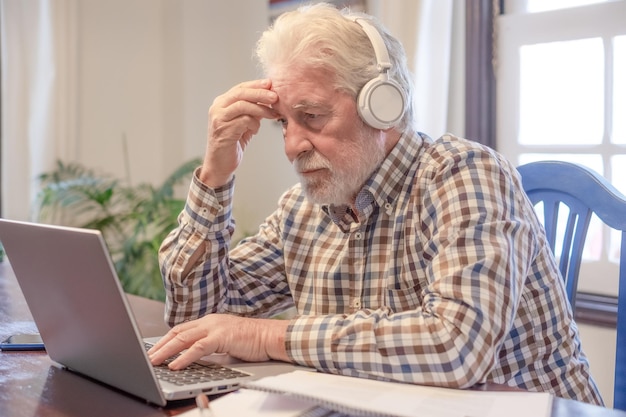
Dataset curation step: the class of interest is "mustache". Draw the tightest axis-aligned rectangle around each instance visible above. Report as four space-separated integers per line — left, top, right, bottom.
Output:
293 152 331 172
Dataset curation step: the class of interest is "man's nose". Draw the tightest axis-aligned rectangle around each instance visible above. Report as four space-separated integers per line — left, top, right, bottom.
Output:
283 122 313 162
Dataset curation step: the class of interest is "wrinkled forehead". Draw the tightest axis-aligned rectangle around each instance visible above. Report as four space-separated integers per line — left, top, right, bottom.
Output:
269 66 343 112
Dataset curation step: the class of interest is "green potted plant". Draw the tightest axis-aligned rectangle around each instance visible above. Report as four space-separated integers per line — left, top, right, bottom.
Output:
35 158 201 301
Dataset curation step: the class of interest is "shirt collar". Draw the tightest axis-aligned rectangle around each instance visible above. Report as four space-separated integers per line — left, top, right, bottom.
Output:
322 131 429 226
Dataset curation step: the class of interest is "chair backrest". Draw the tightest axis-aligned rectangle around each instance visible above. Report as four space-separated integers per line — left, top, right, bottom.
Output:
517 160 626 410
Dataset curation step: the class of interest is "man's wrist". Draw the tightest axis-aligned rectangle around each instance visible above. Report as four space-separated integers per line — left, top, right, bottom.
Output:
263 319 291 362
198 168 234 189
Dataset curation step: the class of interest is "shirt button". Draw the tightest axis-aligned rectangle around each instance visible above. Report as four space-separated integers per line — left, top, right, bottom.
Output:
353 299 361 308
384 202 393 214
354 232 363 240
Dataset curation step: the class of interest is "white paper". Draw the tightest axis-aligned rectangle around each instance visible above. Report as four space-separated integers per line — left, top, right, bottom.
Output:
244 370 553 417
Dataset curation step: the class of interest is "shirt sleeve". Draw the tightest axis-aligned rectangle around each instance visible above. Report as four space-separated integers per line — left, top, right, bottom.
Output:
285 145 538 389
158 169 293 327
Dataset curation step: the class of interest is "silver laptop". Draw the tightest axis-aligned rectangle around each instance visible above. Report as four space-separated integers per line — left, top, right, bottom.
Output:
0 218 253 406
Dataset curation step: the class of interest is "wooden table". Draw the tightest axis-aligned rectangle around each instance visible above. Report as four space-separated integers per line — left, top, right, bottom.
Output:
1 261 624 416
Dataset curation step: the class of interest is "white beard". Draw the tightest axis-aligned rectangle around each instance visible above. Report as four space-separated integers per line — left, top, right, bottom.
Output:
294 127 386 206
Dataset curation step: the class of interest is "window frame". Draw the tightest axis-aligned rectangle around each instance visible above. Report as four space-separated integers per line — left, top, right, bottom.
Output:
496 1 626 167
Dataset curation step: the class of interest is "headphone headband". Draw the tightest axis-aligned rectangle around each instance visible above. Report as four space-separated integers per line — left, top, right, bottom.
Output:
346 16 406 130
349 17 392 73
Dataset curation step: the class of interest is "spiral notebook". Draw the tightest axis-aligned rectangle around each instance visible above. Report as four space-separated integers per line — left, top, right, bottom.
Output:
242 370 553 417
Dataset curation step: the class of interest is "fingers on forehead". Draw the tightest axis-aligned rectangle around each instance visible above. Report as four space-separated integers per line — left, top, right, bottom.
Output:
236 79 271 89
230 81 275 101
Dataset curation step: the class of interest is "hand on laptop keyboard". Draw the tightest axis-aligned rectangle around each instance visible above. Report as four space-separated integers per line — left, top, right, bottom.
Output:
147 313 291 370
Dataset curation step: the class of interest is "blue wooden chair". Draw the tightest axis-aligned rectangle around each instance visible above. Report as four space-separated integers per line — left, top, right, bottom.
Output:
517 160 626 410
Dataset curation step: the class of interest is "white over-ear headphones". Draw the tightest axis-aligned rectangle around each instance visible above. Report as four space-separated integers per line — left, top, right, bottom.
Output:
348 17 406 130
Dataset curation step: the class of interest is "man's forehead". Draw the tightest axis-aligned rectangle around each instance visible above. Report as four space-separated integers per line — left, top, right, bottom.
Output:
270 80 335 112
270 77 325 93
270 66 336 93
272 97 333 114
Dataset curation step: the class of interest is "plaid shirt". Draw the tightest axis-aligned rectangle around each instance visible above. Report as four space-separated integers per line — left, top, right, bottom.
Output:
159 132 603 404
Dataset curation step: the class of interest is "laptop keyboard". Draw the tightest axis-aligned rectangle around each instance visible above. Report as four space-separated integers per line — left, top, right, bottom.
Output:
146 343 250 386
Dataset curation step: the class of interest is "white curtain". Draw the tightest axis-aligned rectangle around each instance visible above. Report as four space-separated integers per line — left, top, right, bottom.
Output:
1 0 78 220
369 0 459 138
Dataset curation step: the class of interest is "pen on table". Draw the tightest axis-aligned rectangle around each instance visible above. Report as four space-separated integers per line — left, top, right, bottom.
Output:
195 393 214 417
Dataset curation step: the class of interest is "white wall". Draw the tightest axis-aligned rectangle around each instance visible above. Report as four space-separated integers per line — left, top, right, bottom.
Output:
76 0 296 239
78 0 166 184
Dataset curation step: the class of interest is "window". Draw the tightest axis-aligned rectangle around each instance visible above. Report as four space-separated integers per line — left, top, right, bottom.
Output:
496 0 626 297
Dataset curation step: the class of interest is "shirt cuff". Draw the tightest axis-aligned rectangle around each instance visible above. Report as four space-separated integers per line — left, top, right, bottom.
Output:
286 315 338 371
179 168 235 235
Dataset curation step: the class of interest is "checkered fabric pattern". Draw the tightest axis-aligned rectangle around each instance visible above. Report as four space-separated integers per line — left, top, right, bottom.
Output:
159 132 603 405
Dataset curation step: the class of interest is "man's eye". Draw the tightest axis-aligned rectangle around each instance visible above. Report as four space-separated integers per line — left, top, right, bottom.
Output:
302 113 327 128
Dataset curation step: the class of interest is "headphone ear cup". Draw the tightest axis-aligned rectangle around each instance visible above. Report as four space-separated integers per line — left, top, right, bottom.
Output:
357 75 405 130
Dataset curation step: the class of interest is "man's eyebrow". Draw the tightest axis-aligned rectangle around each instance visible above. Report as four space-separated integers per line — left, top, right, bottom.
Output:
292 101 328 110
